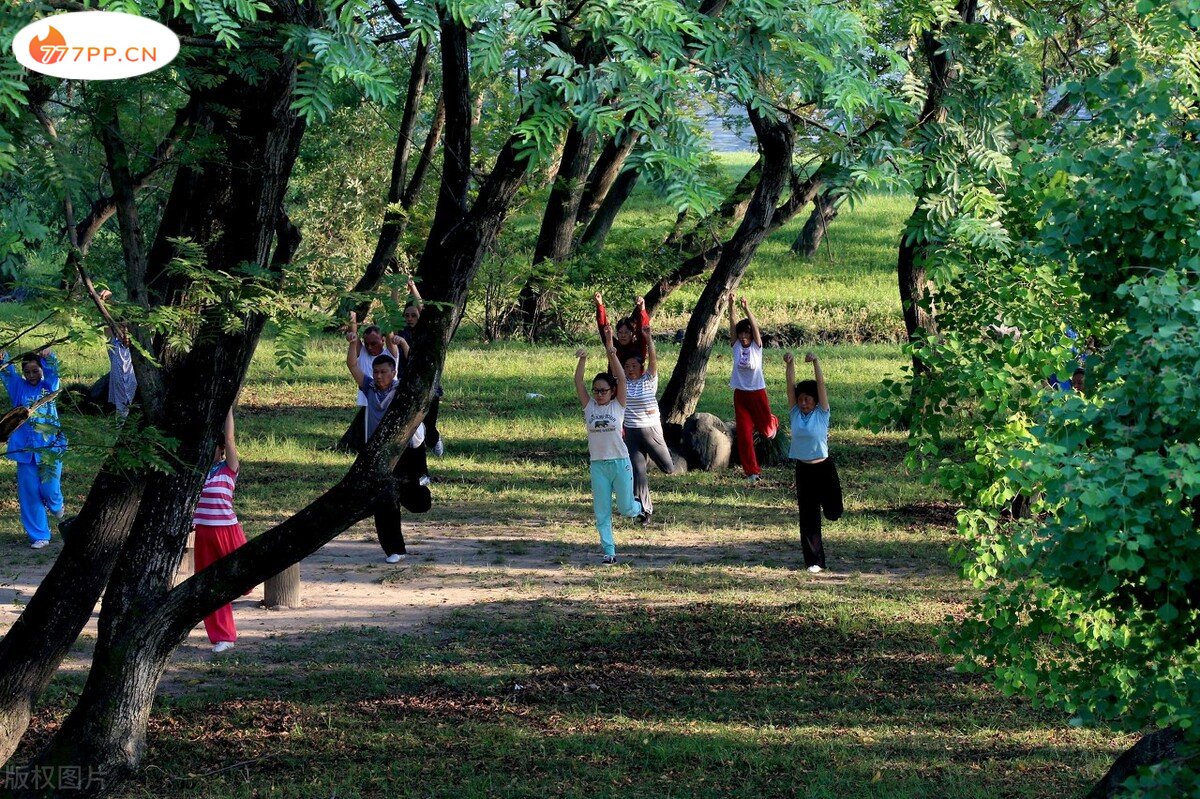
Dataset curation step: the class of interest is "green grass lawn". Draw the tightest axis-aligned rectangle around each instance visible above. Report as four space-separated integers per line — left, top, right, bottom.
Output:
1 191 1124 797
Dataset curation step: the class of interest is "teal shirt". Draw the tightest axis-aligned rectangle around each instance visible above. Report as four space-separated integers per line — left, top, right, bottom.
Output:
789 405 829 461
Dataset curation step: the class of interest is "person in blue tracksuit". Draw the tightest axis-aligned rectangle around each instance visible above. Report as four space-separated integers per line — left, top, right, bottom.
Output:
1 349 67 548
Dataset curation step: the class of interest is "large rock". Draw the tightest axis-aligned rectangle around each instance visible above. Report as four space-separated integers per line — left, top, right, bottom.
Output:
682 412 732 471
666 448 688 475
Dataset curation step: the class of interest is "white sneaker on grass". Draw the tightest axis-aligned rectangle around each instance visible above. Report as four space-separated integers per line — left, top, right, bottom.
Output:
433 439 445 457
385 553 406 564
807 565 823 574
211 641 235 654
30 540 49 550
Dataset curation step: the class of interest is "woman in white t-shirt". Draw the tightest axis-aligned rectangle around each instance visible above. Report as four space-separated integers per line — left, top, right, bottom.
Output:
728 293 778 483
622 322 673 525
574 330 643 565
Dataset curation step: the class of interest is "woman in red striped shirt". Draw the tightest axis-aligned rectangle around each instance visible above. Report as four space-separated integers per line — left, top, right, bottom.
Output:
193 408 247 653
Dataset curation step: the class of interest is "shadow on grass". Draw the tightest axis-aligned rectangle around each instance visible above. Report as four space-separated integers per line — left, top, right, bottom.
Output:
122 599 1115 799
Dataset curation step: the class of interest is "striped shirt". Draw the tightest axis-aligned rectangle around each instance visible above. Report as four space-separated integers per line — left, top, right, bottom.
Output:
193 462 239 526
623 373 661 429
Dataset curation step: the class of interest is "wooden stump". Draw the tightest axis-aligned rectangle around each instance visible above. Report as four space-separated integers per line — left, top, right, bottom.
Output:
263 563 302 608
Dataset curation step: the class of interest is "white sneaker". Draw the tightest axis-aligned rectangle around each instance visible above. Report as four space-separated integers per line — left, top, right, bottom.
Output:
418 475 431 487
30 540 49 550
385 553 406 564
212 641 235 653
433 439 445 457
746 474 760 484
807 565 823 574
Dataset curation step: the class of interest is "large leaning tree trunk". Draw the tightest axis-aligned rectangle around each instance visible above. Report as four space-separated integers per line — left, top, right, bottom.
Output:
14 44 311 792
676 157 763 254
515 119 597 339
576 162 641 251
7 15 538 794
1084 727 1183 799
0 82 206 763
791 183 841 258
644 159 834 321
897 0 978 372
573 124 640 235
658 108 796 428
642 157 764 316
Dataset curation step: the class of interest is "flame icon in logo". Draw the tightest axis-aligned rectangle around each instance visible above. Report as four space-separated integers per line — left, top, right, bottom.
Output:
30 26 68 65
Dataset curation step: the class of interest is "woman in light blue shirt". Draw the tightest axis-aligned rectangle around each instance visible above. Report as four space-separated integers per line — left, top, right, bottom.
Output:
785 352 843 573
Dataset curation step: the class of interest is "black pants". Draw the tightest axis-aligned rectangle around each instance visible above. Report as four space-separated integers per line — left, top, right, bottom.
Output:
425 395 441 450
373 444 431 556
794 457 843 568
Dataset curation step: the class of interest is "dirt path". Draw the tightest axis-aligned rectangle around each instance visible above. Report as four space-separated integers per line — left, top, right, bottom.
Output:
0 516 920 690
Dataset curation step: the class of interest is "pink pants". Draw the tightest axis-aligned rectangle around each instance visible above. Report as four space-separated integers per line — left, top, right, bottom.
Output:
733 389 778 476
194 523 248 644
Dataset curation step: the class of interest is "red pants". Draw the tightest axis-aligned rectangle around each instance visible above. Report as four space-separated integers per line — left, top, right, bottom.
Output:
733 389 778 476
194 523 248 644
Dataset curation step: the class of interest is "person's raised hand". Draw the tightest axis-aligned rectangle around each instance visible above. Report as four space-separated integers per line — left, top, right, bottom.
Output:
727 290 735 305
406 277 417 294
593 291 603 305
635 296 645 310
576 348 587 359
804 352 818 364
98 289 113 302
783 352 794 365
739 295 749 312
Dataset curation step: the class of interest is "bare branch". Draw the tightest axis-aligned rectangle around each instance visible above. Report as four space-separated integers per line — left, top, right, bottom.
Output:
75 98 198 254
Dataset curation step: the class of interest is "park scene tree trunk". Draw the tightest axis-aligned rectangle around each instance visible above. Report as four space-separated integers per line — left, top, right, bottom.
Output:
0 0 1195 796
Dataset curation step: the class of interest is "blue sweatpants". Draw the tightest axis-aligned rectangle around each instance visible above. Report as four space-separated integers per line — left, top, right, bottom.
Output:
589 458 642 556
17 460 63 544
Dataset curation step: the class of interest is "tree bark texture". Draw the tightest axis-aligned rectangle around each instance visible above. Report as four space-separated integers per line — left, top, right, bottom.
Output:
658 109 796 428
644 162 832 318
896 0 978 368
516 121 597 339
8 43 309 791
8 16 539 794
263 564 302 608
1083 728 1182 799
791 187 840 258
577 164 640 251
573 126 639 234
0 470 144 764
